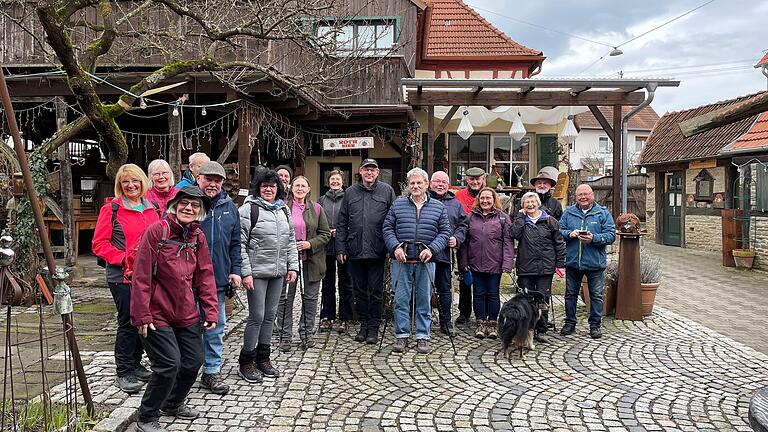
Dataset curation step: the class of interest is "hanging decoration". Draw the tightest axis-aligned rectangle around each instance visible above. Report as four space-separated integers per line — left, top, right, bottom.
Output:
457 110 474 140
561 115 579 144
0 97 82 135
509 110 527 141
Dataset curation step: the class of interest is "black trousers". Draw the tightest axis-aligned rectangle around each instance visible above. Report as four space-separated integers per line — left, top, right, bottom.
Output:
349 258 385 330
138 323 203 423
517 274 553 332
434 262 453 325
457 279 473 319
320 255 355 322
108 282 144 377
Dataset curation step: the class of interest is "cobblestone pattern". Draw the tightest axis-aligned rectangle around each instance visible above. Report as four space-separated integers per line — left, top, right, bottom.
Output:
119 296 768 432
683 215 722 251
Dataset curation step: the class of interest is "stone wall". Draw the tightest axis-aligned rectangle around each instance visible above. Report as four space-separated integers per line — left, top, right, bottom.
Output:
685 166 726 209
646 174 656 241
685 215 722 251
753 216 768 270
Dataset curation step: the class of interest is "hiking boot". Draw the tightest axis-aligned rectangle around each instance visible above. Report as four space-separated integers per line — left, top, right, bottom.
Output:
475 320 486 339
366 328 379 345
486 320 498 339
416 339 430 354
300 338 316 349
319 318 332 332
354 326 367 343
279 339 291 353
200 373 229 395
440 323 456 337
160 404 199 420
589 327 602 339
335 321 349 334
133 365 152 382
455 315 469 326
136 420 166 432
115 374 143 394
237 363 263 383
392 338 407 353
560 323 576 336
256 361 280 378
534 333 548 344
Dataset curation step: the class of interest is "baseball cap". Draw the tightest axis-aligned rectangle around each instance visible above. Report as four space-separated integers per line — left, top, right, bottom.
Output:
361 158 378 168
198 161 226 178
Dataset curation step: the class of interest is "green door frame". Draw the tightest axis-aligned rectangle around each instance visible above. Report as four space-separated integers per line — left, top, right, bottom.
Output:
662 171 683 246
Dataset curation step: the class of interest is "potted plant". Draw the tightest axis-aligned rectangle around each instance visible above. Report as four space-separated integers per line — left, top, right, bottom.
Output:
639 249 662 316
732 248 756 269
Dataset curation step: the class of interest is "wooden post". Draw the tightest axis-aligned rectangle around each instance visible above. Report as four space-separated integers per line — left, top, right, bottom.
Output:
427 106 435 174
615 233 644 321
55 99 75 267
238 105 252 189
168 106 182 181
612 105 622 220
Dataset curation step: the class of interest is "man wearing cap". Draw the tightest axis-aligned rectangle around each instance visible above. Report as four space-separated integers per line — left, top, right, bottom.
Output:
276 165 293 192
530 166 563 220
176 152 210 188
453 167 486 325
336 158 396 344
196 161 242 395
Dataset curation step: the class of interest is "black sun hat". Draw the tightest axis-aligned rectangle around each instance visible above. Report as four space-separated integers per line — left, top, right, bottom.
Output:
167 186 212 213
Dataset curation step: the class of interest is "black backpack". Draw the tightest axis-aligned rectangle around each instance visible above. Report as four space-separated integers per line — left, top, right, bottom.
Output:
247 202 291 244
96 200 161 268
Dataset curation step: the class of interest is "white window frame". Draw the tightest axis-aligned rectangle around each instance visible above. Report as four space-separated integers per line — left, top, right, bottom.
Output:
316 19 398 57
598 136 611 153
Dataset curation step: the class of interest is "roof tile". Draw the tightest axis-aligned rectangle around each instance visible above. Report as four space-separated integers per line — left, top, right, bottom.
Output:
575 106 659 131
721 111 768 154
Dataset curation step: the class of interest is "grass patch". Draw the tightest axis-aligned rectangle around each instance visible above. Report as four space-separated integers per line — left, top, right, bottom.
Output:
2 399 109 431
74 300 115 315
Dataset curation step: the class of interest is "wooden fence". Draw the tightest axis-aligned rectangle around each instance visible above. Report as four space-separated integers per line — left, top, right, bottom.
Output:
586 174 647 221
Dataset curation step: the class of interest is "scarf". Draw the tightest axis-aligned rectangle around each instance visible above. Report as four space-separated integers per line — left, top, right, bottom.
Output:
256 196 285 211
525 209 549 227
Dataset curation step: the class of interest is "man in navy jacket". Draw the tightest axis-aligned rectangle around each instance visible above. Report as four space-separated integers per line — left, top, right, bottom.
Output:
383 168 451 354
196 161 242 394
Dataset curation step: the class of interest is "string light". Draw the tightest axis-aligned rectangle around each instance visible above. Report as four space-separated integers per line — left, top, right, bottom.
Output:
139 98 147 109
201 107 207 116
172 102 180 117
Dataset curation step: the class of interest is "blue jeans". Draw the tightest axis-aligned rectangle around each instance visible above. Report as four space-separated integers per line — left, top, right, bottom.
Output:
564 267 605 329
472 272 501 321
202 290 226 374
392 261 434 340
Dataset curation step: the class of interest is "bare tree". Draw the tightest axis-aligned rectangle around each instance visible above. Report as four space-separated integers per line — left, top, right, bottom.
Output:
3 0 401 177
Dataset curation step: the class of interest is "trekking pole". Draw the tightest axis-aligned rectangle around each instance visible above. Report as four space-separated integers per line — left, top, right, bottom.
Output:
425 262 456 355
298 257 310 348
277 277 290 357
378 258 402 353
549 291 557 332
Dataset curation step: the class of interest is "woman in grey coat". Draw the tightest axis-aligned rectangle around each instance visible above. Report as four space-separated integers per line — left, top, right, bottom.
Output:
237 169 299 384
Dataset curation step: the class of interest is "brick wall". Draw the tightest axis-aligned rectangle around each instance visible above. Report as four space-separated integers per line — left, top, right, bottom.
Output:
685 215 722 251
646 174 656 240
754 216 768 270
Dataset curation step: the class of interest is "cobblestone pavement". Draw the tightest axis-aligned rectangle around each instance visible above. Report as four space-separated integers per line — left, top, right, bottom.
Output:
645 242 768 354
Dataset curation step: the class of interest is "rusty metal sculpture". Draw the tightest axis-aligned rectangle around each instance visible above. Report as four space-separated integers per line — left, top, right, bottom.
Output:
616 213 641 234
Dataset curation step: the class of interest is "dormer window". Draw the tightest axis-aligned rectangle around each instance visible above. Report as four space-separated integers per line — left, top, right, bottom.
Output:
694 169 714 201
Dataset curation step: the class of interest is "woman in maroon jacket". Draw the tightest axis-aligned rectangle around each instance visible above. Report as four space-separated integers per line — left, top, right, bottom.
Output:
458 187 514 339
92 164 161 394
130 186 218 432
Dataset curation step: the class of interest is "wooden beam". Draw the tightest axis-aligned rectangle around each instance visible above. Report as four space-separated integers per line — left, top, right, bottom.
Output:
294 112 320 122
168 105 182 181
434 105 460 138
281 105 312 117
55 99 75 266
269 99 301 110
216 128 240 164
427 106 435 174
519 86 534 95
407 90 645 106
679 92 768 137
569 86 590 96
612 105 622 220
238 107 252 189
472 86 484 95
588 105 614 138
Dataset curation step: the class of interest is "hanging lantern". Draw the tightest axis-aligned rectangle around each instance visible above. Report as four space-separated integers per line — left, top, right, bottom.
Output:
509 112 526 141
561 115 579 144
457 110 474 140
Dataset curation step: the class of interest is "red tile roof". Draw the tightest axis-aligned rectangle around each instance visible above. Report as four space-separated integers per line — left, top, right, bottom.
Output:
756 52 768 68
639 91 767 165
721 111 768 154
575 106 660 131
421 0 543 60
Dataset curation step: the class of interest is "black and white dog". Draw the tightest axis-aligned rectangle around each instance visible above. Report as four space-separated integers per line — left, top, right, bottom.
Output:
498 291 548 360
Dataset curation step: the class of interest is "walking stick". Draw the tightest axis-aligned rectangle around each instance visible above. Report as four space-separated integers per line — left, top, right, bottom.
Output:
378 258 402 353
298 257 310 348
277 277 290 357
426 262 457 355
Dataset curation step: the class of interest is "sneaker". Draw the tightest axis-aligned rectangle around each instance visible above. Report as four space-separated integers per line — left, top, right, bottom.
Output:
354 327 367 343
319 318 332 332
133 365 152 382
560 323 576 336
392 338 407 353
136 420 166 432
455 315 469 325
115 374 143 394
589 327 602 339
335 321 349 334
238 363 263 383
365 328 379 345
475 320 486 339
486 320 498 339
416 339 430 354
279 339 291 353
256 361 280 379
200 373 229 395
160 404 199 420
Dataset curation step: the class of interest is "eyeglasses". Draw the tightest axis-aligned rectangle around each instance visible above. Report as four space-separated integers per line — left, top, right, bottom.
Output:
431 179 449 185
177 199 201 210
260 184 278 189
151 172 170 177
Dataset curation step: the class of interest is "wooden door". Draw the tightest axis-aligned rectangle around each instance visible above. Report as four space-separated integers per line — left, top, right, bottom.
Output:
721 209 743 267
662 171 683 246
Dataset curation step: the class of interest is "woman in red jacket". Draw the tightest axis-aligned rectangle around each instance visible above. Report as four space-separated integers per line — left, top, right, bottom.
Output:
144 159 178 215
130 186 218 432
92 164 161 394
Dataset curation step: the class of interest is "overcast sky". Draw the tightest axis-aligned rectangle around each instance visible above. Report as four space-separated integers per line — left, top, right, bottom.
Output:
464 0 768 115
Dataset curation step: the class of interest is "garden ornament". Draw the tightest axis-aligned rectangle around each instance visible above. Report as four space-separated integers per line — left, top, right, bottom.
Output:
52 267 73 315
616 213 641 234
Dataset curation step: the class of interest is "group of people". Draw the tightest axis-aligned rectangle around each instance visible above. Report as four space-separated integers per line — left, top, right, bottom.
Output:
93 153 615 432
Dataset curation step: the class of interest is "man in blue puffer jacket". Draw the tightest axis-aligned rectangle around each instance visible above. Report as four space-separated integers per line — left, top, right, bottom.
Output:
383 168 451 354
196 162 242 395
559 184 616 340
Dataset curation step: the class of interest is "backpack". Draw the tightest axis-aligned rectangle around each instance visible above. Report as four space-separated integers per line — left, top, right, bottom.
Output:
96 200 161 268
123 219 198 279
466 210 506 230
247 201 320 243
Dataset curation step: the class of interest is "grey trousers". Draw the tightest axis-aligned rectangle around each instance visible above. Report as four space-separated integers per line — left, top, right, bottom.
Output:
276 267 321 343
243 277 284 351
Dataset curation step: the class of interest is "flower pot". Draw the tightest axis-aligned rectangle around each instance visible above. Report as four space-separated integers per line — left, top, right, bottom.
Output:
640 282 660 316
581 276 615 316
732 249 756 269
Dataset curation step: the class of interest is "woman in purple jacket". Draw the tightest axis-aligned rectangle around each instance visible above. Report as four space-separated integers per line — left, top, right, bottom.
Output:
458 187 514 339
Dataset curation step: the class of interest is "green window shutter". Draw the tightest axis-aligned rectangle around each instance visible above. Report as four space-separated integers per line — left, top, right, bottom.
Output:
537 134 559 172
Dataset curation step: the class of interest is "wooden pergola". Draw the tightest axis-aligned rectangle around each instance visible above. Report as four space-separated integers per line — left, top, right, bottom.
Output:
402 78 680 218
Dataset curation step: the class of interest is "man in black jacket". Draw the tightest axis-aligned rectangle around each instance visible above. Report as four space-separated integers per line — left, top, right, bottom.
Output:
530 166 563 220
336 159 397 344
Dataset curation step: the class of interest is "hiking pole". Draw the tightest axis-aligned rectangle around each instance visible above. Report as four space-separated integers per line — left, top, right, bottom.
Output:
277 277 290 357
425 262 456 355
378 258 402 353
298 257 310 348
